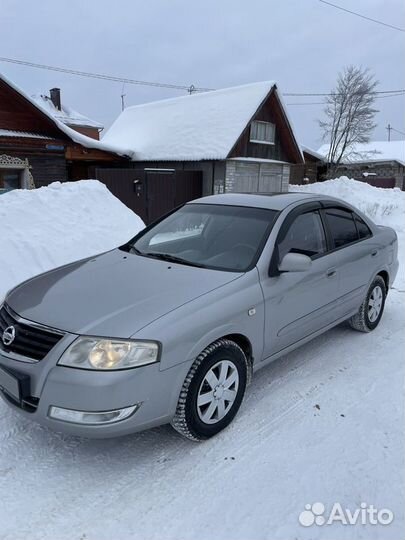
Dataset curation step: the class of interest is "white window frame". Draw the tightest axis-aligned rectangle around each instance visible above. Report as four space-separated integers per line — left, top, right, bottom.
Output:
250 121 276 145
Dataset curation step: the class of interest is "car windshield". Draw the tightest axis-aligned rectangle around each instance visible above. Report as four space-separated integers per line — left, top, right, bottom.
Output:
128 203 278 272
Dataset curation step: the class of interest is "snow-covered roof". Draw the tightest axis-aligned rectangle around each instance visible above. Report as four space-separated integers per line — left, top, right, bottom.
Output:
0 71 133 158
317 140 405 166
31 94 104 129
103 81 302 162
301 145 325 161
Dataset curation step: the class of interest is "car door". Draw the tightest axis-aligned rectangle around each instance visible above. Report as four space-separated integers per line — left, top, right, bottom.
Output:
260 204 341 359
321 205 377 318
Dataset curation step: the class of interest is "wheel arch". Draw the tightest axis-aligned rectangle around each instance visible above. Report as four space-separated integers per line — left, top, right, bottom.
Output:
377 270 389 290
222 333 254 382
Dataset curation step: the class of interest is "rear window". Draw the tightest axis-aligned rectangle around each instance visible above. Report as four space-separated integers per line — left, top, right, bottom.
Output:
354 213 372 239
324 208 358 248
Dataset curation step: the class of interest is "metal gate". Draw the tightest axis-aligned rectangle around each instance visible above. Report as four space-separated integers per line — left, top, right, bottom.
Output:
95 168 203 224
356 176 396 189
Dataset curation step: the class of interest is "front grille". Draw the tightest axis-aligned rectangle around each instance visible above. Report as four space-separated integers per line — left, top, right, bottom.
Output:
0 304 64 361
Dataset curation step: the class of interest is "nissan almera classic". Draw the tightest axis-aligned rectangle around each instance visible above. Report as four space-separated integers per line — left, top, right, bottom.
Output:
0 192 399 440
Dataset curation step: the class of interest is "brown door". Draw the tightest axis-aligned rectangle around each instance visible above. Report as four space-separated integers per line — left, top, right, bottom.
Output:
95 168 148 222
146 171 176 223
95 168 203 224
174 170 203 206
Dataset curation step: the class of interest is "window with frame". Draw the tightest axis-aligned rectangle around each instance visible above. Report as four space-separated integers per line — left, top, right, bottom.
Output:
278 210 327 261
250 121 275 144
324 208 359 248
353 213 372 239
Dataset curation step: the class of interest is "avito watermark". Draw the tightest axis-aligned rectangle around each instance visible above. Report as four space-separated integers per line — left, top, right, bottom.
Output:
299 502 394 527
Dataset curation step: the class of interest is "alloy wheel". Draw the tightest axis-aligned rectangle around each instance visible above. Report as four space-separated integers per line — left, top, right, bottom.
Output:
197 360 239 424
368 285 383 323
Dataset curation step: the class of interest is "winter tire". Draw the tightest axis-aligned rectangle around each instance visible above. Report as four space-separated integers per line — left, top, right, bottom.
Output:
171 339 248 441
348 275 386 332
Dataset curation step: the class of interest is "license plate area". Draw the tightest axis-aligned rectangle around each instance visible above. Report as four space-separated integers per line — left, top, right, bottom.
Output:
0 366 30 403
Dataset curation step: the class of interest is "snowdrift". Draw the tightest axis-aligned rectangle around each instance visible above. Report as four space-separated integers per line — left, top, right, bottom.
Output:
291 176 405 232
0 180 144 300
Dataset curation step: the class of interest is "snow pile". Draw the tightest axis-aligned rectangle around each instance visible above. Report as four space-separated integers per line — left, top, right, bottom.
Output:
0 180 144 300
291 176 405 232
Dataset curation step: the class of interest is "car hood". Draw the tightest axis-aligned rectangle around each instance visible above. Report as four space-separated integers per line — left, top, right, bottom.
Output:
7 249 242 338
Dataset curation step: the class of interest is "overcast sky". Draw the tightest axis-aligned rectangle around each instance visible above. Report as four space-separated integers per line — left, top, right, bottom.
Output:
1 0 404 149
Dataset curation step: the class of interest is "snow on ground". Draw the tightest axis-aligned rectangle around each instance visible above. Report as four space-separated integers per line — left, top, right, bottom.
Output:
0 178 404 540
0 180 144 301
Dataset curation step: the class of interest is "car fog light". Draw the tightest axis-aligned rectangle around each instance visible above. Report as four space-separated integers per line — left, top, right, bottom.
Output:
48 404 140 425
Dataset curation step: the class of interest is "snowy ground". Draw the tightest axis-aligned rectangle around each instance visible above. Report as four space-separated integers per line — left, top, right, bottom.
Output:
0 179 404 540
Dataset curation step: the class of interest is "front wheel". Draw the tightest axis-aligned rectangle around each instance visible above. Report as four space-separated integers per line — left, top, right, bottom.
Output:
348 275 386 332
171 339 248 441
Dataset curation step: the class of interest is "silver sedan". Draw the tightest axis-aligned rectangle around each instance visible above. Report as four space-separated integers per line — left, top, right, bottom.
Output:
0 192 399 440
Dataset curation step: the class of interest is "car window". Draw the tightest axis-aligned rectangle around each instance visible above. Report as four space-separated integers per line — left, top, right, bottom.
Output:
278 211 327 260
353 213 372 239
131 204 278 272
324 208 359 248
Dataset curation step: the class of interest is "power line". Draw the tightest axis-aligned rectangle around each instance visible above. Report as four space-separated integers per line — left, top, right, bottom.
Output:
0 56 212 92
391 126 405 137
284 89 405 97
318 0 405 32
1 56 404 98
287 92 405 105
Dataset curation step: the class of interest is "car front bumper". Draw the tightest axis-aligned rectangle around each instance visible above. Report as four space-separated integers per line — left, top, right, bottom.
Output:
0 343 190 438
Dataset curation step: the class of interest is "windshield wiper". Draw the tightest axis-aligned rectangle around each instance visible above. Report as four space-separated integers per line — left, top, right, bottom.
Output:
129 245 144 255
142 252 206 268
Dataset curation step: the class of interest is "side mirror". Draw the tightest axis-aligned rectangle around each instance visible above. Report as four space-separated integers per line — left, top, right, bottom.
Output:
278 252 312 273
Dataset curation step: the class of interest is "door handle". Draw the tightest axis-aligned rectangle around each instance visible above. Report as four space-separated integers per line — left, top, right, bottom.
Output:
326 268 337 278
371 249 378 257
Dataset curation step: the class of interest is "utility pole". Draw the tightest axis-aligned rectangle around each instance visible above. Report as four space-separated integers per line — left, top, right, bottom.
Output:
386 123 392 141
121 83 126 111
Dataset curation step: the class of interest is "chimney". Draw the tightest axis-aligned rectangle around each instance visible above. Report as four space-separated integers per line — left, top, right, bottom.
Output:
50 88 61 110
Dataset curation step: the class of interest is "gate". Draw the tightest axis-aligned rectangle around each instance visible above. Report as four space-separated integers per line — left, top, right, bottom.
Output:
356 177 396 189
95 168 202 224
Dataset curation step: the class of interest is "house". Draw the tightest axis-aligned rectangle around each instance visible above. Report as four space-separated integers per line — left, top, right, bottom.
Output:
290 145 325 184
99 81 304 222
0 72 130 193
32 88 104 140
317 140 405 189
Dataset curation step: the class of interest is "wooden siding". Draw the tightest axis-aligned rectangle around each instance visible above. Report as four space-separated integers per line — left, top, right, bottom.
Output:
65 145 121 162
0 79 66 137
68 126 101 140
228 90 303 164
28 154 67 186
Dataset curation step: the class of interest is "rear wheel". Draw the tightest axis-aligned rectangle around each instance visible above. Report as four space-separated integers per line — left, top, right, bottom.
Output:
348 275 386 332
171 339 248 441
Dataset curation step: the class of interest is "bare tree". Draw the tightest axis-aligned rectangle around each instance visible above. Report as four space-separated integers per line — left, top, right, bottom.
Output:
319 66 378 176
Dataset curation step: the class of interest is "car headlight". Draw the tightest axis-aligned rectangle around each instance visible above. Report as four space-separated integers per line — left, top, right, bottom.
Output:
58 337 160 370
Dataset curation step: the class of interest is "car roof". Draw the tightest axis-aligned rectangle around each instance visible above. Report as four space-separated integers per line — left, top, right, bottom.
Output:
189 192 332 211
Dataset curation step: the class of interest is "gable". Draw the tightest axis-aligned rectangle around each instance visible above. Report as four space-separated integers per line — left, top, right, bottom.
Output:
228 88 303 164
0 78 67 138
